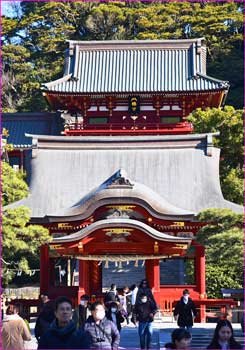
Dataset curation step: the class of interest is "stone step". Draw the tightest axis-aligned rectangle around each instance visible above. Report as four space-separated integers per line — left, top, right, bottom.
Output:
120 324 160 349
26 320 244 350
160 327 244 350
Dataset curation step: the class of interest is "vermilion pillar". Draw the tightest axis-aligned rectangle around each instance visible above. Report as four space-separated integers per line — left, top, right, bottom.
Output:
78 260 90 302
40 244 49 295
146 259 160 305
195 244 206 322
89 261 102 296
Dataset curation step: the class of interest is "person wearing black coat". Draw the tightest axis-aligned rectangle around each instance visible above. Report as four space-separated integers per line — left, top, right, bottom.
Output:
132 294 158 349
35 299 55 342
136 279 157 309
73 294 91 329
106 302 125 332
173 289 197 332
104 284 120 307
38 296 91 349
207 319 242 349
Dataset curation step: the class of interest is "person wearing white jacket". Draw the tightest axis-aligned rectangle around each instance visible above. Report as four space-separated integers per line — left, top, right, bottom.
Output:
2 304 32 350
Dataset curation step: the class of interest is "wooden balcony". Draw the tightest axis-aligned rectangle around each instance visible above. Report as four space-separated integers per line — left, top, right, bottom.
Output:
63 121 193 136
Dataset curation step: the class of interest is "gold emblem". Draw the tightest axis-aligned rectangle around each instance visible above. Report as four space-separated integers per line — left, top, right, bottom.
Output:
170 221 185 227
106 205 135 211
58 223 73 229
49 244 63 250
103 228 133 235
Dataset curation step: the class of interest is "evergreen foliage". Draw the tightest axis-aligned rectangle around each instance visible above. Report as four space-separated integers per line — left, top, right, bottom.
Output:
196 209 243 298
2 162 28 206
2 162 51 286
2 1 243 111
187 106 244 205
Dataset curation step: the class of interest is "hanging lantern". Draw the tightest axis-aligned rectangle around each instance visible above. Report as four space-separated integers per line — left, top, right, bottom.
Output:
134 260 139 267
128 96 140 114
118 261 122 269
141 260 145 267
105 260 109 269
115 261 118 267
126 261 129 265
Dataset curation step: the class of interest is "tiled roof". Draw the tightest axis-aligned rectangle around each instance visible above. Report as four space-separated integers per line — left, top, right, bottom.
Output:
42 39 229 94
2 113 63 148
48 168 194 220
7 133 242 219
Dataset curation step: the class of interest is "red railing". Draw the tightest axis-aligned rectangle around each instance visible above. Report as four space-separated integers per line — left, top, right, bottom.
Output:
159 298 238 322
64 122 193 135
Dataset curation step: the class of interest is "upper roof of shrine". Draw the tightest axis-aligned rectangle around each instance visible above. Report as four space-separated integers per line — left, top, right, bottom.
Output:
42 38 229 94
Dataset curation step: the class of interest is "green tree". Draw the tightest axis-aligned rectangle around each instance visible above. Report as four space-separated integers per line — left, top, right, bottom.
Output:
2 206 51 286
187 106 243 205
2 162 51 286
196 208 243 298
2 1 243 111
2 160 28 206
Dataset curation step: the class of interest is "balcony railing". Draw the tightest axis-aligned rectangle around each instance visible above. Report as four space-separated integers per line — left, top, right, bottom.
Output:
64 121 193 135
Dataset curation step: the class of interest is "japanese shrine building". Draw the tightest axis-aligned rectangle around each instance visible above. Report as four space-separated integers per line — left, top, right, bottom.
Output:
6 39 242 322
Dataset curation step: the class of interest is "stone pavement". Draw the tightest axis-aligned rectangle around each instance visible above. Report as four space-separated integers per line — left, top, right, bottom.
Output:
119 322 160 349
25 320 244 349
158 321 244 350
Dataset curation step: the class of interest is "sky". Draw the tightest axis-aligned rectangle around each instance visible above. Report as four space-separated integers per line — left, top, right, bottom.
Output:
1 1 21 18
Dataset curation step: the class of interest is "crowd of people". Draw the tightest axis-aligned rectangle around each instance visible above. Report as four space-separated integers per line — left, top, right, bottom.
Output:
2 282 243 350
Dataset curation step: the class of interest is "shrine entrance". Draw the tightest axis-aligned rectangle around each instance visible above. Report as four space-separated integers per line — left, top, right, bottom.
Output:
41 215 209 322
102 260 145 291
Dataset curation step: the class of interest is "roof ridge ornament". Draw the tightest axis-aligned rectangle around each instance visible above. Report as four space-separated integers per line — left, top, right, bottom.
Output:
106 169 134 189
69 76 79 82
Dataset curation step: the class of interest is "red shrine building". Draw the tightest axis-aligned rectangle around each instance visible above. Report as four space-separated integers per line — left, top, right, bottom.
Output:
6 39 242 322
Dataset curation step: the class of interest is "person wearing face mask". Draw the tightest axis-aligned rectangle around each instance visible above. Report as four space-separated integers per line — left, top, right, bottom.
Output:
73 294 91 329
85 301 120 349
173 289 197 333
119 286 132 324
132 294 158 349
38 296 91 349
136 279 157 309
106 302 125 332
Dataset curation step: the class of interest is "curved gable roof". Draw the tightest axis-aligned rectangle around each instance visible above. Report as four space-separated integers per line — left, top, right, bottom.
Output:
52 218 192 244
47 169 194 221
